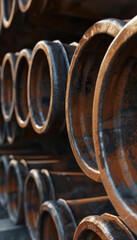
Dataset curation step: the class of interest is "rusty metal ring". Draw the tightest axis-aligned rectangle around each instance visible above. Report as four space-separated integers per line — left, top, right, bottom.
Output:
1 53 17 121
66 18 126 182
7 160 24 224
24 169 46 240
37 199 76 240
15 49 32 128
73 214 135 240
3 0 17 28
28 40 71 135
93 16 137 235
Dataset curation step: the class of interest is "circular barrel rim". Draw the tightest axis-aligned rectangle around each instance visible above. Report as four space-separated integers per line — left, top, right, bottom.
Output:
7 160 24 224
28 40 69 135
28 41 53 134
24 169 47 240
3 0 16 28
66 18 125 182
73 214 135 240
1 53 16 121
15 49 31 128
37 199 76 240
93 16 137 235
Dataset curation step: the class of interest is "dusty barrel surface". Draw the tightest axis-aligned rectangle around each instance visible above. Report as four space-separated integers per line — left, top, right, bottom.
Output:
74 213 136 240
28 40 76 135
0 155 9 206
2 0 18 28
25 169 105 240
37 196 116 240
66 18 126 182
93 16 137 235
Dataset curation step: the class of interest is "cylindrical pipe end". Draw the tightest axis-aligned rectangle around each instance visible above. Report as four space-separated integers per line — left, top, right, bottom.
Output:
15 49 32 128
37 199 76 240
93 17 137 235
3 0 17 28
28 40 74 135
74 214 136 240
24 169 47 240
7 159 27 224
66 18 126 182
1 53 17 121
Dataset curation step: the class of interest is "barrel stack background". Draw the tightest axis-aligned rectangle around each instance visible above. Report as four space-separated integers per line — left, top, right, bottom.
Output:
0 1 137 240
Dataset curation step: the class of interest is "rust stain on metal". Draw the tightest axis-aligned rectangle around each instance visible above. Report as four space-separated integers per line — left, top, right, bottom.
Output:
93 16 137 235
66 19 126 182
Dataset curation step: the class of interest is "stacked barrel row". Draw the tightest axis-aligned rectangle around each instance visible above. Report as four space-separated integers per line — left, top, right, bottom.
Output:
0 153 135 240
0 15 137 239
